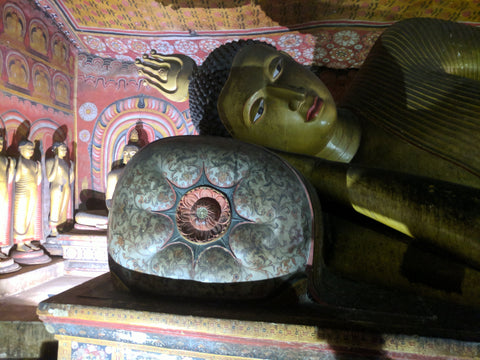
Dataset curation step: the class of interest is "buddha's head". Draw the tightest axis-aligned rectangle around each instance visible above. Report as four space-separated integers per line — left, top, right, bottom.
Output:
18 140 34 159
189 40 265 137
189 41 339 158
218 44 337 157
122 144 139 165
52 142 67 159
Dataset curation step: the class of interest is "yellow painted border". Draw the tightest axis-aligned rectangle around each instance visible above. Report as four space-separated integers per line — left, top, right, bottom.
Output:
55 334 264 360
40 303 479 358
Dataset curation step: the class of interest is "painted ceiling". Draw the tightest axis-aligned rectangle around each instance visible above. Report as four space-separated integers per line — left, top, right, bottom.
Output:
34 0 480 66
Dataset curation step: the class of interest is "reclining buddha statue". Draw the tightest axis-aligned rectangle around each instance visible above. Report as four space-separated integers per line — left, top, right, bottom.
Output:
112 18 480 306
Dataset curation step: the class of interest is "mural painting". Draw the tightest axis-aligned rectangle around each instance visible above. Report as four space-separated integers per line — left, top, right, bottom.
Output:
3 3 25 42
52 73 70 106
0 1 75 111
6 51 29 92
28 19 49 58
52 33 69 65
75 54 196 211
0 0 75 271
32 62 50 99
36 0 480 70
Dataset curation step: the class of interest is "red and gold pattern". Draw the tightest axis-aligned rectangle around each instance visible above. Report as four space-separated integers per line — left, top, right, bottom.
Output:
176 186 232 244
0 0 75 112
39 0 480 33
34 0 480 68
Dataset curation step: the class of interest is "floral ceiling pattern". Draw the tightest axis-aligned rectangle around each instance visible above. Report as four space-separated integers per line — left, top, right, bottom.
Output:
33 0 480 68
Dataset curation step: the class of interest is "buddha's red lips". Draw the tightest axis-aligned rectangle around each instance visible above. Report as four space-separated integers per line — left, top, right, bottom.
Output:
306 96 323 122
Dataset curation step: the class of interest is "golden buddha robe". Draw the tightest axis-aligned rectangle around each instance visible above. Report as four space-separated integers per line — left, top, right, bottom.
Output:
14 156 42 243
46 157 73 231
0 156 14 246
340 18 480 184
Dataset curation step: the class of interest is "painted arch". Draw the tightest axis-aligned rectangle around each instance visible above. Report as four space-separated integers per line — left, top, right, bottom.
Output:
89 95 195 192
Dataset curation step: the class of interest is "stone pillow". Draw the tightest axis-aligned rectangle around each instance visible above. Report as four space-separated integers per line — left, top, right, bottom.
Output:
108 136 322 300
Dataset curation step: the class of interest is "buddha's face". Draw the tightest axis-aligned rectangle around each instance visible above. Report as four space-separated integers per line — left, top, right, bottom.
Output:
57 144 67 159
122 146 138 164
19 143 34 159
218 44 337 157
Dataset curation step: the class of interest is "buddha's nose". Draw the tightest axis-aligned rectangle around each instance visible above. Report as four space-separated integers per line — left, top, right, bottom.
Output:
266 85 306 110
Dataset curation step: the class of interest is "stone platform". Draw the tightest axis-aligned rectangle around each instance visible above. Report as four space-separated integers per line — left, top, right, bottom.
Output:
43 229 108 275
38 272 480 360
0 258 98 358
0 257 65 297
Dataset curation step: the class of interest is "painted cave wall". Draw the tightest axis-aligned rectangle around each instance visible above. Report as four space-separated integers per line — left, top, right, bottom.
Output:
5 0 480 212
0 0 75 171
75 55 196 209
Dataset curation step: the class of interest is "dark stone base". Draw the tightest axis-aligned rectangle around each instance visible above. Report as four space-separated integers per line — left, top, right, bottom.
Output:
38 273 480 360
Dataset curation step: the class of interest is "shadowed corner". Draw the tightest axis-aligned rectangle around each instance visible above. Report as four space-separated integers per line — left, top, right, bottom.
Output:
317 328 391 360
39 340 58 360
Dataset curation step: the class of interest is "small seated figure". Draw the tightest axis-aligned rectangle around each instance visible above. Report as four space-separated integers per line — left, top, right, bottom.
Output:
4 10 24 40
105 144 139 210
33 69 50 99
75 143 139 230
8 59 28 89
53 39 68 64
54 78 70 105
46 142 74 236
30 25 47 55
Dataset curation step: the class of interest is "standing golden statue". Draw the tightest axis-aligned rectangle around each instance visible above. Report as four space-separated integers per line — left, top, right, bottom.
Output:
46 142 74 236
13 140 42 251
0 134 20 273
11 139 51 264
0 135 15 247
75 140 139 229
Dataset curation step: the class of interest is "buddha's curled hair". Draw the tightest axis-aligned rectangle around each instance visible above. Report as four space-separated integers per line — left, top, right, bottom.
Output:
188 39 274 136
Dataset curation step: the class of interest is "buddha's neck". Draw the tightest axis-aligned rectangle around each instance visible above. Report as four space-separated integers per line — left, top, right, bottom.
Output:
315 108 361 163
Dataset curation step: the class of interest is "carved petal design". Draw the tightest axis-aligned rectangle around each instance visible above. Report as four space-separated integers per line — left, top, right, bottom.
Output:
176 186 231 244
108 136 319 286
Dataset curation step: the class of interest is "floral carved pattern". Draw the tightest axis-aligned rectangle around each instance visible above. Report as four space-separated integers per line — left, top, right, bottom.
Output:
176 186 231 244
108 136 318 284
